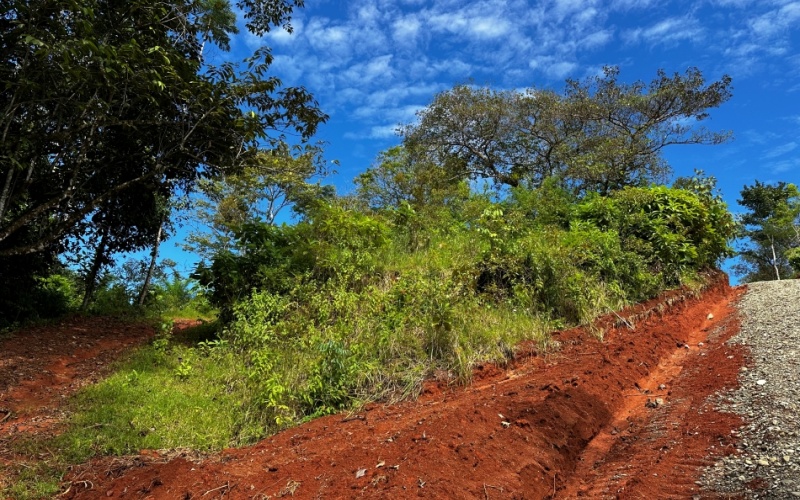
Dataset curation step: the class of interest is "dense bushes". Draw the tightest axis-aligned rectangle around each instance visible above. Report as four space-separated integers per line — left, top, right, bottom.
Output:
576 185 735 281
192 183 734 430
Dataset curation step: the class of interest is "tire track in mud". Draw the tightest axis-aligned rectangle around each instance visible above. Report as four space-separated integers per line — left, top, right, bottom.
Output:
0 317 155 480
558 284 746 499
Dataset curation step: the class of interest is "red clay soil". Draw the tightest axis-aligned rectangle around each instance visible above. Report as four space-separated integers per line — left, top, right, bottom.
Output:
50 274 749 500
0 317 156 475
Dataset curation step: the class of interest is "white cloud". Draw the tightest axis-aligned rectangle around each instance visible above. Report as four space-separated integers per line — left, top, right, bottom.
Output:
624 17 705 46
764 141 798 159
610 0 657 9
342 55 395 86
710 0 755 6
369 125 402 139
553 0 598 19
749 2 800 39
264 19 304 45
529 57 578 79
270 55 305 82
426 9 512 40
391 15 422 46
235 0 800 173
344 125 401 140
766 157 800 174
580 29 614 49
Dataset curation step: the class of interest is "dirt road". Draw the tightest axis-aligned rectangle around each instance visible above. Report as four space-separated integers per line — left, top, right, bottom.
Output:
1 276 752 498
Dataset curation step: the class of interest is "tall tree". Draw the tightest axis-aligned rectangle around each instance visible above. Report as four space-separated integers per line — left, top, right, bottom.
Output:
354 145 463 210
184 142 331 262
0 0 325 259
735 181 800 281
402 67 732 194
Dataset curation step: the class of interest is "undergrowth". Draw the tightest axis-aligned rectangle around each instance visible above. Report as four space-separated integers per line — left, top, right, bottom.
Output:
1 180 736 498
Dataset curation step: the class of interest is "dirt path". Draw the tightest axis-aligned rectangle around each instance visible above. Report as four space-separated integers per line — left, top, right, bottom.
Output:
21 273 742 499
0 317 156 477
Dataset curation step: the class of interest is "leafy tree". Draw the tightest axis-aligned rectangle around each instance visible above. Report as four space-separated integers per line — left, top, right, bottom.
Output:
0 0 324 323
184 143 332 262
735 181 800 281
354 145 463 210
73 188 169 308
402 67 731 194
0 0 325 259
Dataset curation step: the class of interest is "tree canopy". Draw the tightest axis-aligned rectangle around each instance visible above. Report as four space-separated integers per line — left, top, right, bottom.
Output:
184 142 333 262
402 67 732 194
735 181 800 281
0 0 326 258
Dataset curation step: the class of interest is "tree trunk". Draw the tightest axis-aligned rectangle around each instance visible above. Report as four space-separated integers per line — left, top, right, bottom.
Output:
138 220 164 306
0 168 13 222
770 236 781 281
81 226 111 309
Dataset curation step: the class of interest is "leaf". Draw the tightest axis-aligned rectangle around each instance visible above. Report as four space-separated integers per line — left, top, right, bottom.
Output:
23 35 45 47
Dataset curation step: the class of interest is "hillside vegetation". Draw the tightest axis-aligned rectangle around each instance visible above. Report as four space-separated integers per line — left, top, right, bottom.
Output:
188 174 735 433
6 3 800 497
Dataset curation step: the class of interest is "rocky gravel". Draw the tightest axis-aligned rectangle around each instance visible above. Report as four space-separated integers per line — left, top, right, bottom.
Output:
702 279 800 499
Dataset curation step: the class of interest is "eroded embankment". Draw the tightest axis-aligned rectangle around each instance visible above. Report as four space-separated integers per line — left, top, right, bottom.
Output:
65 274 743 499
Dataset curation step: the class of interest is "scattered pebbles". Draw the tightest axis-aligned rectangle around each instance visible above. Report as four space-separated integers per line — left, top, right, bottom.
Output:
702 279 800 498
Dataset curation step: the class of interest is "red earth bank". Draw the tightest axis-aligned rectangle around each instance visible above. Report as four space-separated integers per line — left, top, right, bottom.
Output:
49 274 748 499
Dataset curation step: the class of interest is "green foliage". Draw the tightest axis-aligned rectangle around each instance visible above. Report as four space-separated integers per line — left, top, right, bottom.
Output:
2 177 738 494
78 259 213 320
0 0 324 333
299 202 391 282
402 68 731 193
57 345 253 455
576 185 734 283
184 143 333 263
0 258 81 328
735 181 800 281
1 0 325 260
355 145 465 211
189 180 734 428
787 247 800 277
194 223 300 319
196 203 391 318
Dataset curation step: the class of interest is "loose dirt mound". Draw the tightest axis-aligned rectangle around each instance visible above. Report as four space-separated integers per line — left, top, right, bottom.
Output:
60 274 746 499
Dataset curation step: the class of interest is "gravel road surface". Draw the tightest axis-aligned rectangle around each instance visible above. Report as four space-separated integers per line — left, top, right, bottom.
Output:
703 279 800 498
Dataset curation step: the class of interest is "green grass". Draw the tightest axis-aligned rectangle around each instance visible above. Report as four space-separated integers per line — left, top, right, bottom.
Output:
1 325 264 499
61 350 232 456
3 462 62 500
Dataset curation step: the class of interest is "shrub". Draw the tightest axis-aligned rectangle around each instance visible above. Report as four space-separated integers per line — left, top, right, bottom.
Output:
576 185 734 283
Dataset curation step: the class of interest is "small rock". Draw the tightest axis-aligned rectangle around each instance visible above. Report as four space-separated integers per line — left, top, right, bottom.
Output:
707 313 714 320
356 468 367 478
756 379 767 386
758 459 770 466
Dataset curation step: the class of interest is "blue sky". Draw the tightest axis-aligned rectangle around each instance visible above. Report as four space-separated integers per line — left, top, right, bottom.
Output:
165 0 800 274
